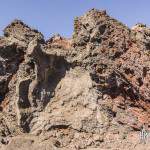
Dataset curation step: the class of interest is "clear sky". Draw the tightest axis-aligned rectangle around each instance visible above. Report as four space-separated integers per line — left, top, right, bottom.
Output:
0 0 149 39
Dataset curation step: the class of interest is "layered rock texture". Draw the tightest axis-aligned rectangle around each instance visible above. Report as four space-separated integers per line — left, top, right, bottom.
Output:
0 9 150 150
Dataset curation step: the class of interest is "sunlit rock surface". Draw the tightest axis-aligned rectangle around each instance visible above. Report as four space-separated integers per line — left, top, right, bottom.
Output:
0 9 150 150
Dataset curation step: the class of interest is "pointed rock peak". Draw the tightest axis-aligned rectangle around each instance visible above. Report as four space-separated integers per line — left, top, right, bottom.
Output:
50 34 63 41
73 8 108 31
46 34 71 51
4 19 44 43
72 8 130 48
133 23 147 28
46 34 64 45
5 19 29 29
132 23 147 31
84 8 107 17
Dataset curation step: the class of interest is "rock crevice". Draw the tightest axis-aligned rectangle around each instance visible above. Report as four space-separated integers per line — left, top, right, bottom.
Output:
0 9 150 150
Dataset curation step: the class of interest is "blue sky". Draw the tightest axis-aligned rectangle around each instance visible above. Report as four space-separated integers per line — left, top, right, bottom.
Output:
0 0 149 39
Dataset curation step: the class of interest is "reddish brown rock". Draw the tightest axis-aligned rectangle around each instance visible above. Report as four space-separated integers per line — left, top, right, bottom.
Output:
0 9 150 150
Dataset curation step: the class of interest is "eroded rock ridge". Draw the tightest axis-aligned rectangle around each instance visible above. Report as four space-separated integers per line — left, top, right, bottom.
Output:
0 9 150 150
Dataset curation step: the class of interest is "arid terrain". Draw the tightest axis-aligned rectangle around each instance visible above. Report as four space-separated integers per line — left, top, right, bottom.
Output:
0 9 150 150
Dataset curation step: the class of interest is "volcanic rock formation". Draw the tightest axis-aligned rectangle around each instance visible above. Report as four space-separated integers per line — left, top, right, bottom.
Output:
0 9 150 150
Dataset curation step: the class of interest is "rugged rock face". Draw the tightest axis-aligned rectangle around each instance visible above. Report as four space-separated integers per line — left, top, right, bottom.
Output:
0 9 150 150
